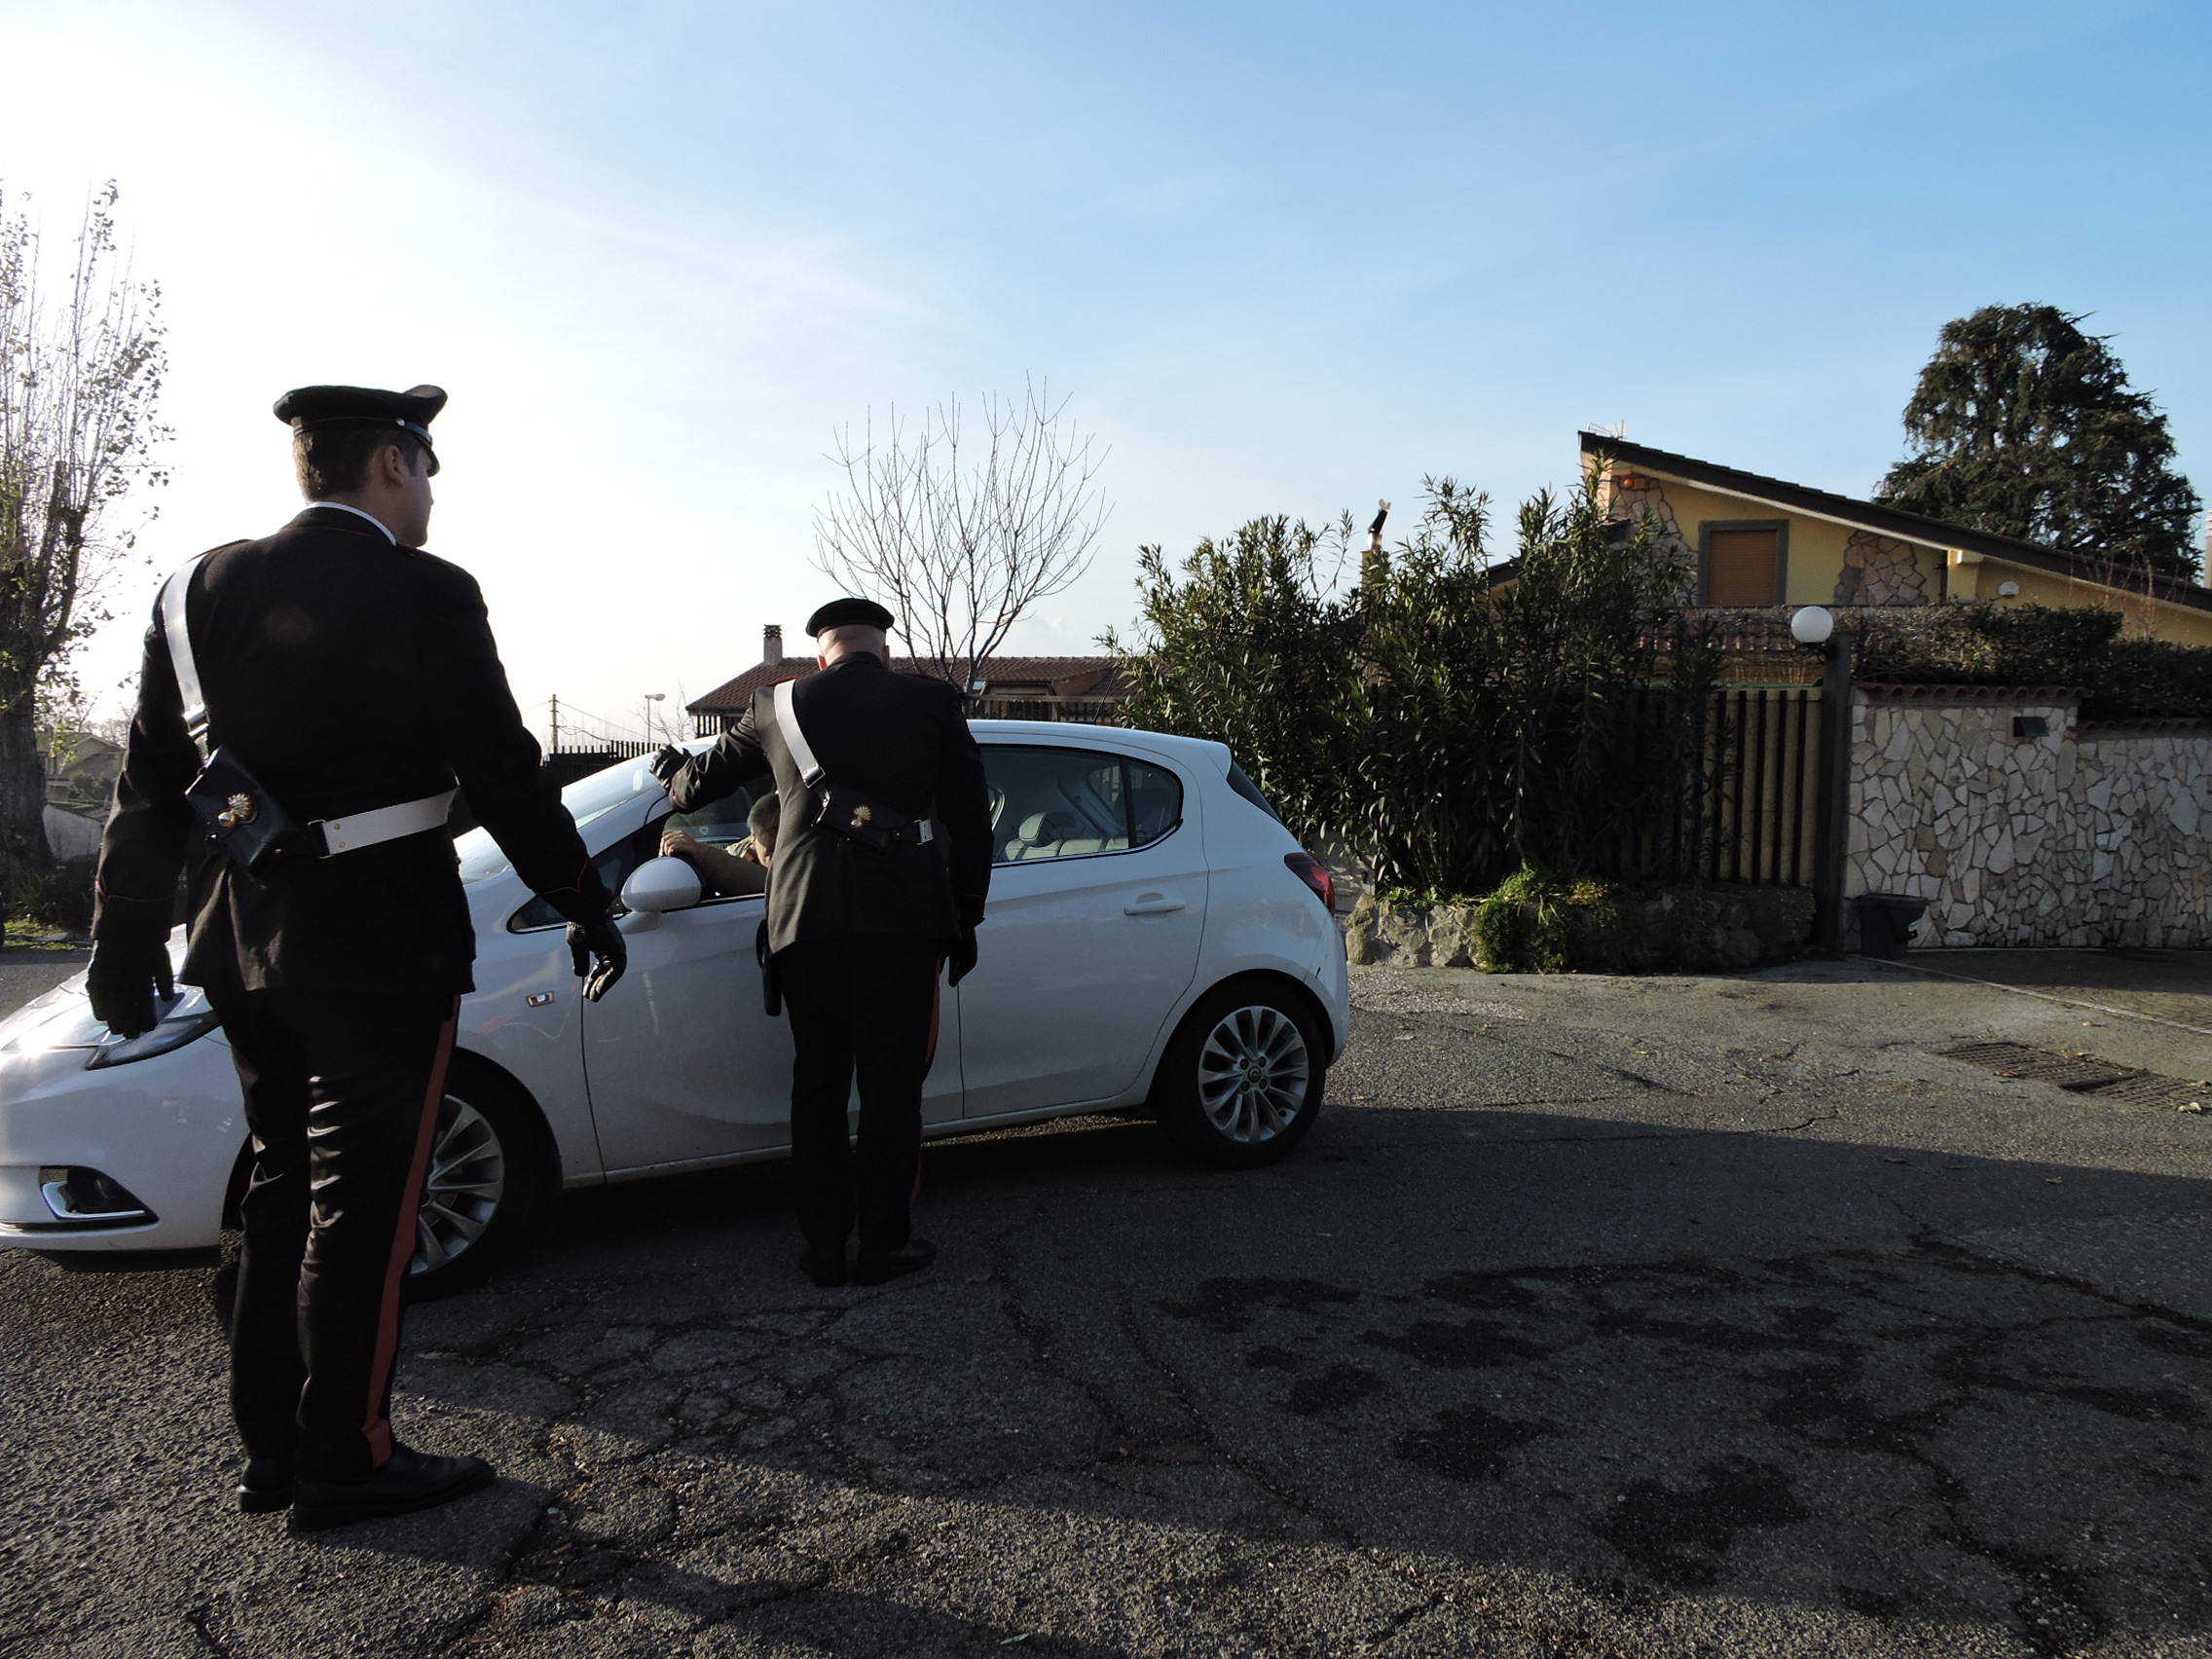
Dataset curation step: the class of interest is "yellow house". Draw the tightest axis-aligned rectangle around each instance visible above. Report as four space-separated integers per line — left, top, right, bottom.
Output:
1580 432 2212 646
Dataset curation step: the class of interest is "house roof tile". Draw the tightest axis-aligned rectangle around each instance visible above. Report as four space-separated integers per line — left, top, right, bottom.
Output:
686 654 1128 715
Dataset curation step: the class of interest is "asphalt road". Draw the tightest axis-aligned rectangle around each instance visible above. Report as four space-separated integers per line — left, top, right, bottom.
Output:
3 950 2210 1658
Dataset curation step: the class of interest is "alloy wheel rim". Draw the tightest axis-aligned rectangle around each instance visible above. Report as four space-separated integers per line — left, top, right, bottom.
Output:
411 1094 505 1274
1196 1005 1310 1143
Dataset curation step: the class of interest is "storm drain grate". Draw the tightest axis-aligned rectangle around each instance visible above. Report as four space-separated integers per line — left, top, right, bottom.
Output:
1940 1041 2205 1108
2079 1073 2206 1109
1940 1041 2136 1090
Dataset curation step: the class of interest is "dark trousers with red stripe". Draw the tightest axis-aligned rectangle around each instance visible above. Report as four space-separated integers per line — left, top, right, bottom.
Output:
775 935 941 1255
208 986 459 1482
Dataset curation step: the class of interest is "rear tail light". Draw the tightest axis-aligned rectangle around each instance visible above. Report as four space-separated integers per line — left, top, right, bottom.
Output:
1284 851 1336 913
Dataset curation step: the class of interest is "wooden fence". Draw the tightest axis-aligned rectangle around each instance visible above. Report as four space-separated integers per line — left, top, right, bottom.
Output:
1616 686 1824 887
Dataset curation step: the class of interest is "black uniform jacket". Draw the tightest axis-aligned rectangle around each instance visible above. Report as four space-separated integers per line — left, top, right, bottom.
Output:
92 507 609 995
666 653 991 956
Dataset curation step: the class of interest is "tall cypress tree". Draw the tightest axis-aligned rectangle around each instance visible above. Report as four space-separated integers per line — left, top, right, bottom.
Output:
1875 304 2202 582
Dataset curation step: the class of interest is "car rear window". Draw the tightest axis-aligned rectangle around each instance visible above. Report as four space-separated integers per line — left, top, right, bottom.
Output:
984 746 1183 864
1225 762 1283 825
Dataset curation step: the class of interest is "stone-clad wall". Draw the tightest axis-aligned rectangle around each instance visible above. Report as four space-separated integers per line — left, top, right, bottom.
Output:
1832 530 1930 607
1848 688 2212 947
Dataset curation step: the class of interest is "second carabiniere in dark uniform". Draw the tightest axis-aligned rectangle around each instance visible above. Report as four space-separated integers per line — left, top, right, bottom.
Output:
653 598 991 1288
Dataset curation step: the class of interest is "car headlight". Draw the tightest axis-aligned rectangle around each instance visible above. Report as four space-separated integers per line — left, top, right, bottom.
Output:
86 1002 224 1069
5 984 223 1070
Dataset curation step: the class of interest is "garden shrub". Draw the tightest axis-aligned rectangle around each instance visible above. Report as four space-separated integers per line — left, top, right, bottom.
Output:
14 853 97 933
1470 867 1642 974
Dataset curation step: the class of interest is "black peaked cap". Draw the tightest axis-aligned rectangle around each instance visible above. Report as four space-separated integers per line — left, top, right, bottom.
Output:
274 384 448 473
805 597 896 636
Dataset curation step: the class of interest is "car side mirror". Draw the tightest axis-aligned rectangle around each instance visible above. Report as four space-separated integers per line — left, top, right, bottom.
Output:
619 856 704 931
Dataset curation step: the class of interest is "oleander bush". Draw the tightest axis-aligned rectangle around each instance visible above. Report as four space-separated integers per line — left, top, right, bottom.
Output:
1113 469 1718 896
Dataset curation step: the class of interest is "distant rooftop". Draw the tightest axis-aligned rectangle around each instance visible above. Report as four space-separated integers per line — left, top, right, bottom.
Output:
685 628 1131 728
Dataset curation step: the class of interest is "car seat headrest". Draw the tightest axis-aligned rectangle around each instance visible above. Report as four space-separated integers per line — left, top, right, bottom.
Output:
1017 811 1089 845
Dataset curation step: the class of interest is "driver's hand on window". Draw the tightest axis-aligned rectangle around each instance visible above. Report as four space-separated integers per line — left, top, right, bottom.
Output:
660 830 703 860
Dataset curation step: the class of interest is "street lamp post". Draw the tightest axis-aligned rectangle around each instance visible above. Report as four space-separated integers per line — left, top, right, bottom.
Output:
642 692 667 747
1793 608 1856 954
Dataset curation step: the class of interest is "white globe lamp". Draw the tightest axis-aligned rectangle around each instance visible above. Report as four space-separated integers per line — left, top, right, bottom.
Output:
1789 606 1835 646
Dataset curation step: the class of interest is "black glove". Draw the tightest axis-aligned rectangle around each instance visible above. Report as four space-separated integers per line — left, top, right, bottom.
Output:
946 924 977 987
87 939 175 1039
647 745 687 787
567 913 627 1002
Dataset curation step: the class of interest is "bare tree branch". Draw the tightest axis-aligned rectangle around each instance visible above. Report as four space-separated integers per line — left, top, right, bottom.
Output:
0 181 168 903
811 380 1107 692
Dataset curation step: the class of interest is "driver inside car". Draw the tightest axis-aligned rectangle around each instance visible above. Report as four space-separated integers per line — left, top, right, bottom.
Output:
660 792 779 897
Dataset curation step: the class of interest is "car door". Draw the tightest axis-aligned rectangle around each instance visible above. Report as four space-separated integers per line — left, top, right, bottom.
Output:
956 741 1204 1117
579 784 962 1173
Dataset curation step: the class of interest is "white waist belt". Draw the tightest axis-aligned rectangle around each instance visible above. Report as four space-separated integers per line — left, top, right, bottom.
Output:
317 791 458 856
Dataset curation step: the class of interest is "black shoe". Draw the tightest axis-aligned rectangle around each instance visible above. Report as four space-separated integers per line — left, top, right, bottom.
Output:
855 1238 937 1286
291 1445 496 1532
798 1243 849 1287
237 1456 291 1514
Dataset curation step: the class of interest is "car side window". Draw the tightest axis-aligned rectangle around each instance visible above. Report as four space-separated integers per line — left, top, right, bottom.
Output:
984 745 1183 865
507 784 763 930
665 784 760 849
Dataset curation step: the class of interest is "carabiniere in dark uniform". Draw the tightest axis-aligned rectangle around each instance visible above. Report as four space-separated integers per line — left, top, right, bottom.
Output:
651 598 991 1288
88 384 627 1530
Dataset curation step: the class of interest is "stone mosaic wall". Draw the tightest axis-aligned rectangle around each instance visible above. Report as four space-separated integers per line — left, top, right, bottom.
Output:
1603 474 1695 574
1848 689 2212 947
1832 530 1932 606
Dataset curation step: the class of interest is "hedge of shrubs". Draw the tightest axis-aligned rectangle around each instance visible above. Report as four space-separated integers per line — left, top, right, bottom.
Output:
1852 602 2212 719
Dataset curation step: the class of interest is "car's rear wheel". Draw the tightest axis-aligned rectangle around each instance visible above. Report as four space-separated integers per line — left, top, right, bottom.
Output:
1152 981 1326 1168
404 1062 545 1302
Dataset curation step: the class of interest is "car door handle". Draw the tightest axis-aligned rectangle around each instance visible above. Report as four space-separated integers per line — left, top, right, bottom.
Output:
1124 894 1186 915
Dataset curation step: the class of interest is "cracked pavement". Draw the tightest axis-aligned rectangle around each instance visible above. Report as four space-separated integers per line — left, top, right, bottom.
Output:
4 950 2211 1657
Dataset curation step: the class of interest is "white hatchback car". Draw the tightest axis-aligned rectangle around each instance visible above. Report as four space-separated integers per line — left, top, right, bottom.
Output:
0 722 1348 1295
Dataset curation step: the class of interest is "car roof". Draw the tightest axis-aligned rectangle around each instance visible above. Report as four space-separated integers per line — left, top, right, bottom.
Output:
967 719 1232 774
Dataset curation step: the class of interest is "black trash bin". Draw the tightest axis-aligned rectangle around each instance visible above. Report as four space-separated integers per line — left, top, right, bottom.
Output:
1853 892 1929 959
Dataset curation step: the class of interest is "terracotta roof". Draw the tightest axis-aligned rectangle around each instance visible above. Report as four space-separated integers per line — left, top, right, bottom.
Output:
1578 432 2212 614
686 654 1128 716
2078 717 2212 734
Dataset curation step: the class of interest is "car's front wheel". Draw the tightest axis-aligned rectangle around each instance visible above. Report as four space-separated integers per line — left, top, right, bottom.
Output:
1152 981 1326 1168
404 1062 545 1302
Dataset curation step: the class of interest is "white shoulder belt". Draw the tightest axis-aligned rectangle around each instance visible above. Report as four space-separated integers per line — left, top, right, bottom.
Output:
772 679 824 786
159 559 456 858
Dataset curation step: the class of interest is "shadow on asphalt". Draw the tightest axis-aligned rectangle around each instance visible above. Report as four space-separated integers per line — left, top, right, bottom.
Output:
331 1100 2212 1652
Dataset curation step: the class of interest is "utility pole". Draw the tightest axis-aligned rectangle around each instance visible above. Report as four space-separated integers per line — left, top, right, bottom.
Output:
549 694 561 755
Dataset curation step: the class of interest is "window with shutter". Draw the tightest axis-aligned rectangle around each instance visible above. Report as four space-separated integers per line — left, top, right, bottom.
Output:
1703 527 1783 606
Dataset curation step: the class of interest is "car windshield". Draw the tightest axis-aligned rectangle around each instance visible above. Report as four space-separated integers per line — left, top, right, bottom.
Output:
456 759 658 883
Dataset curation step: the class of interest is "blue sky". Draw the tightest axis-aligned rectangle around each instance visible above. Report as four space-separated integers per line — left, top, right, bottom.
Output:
1 0 2204 742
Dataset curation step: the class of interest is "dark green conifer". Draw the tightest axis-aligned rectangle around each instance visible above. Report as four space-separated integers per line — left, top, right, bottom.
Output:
1876 303 2201 582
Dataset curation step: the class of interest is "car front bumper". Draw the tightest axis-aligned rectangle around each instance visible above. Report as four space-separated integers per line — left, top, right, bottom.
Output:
0 1009 244 1253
